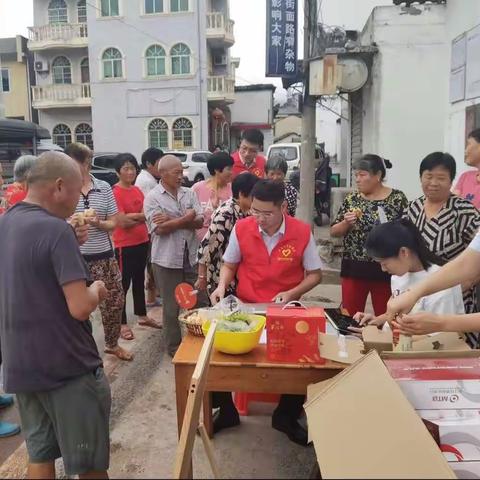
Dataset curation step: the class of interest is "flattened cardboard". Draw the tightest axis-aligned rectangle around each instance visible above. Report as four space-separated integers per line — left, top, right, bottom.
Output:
318 332 363 364
362 325 393 353
304 350 456 479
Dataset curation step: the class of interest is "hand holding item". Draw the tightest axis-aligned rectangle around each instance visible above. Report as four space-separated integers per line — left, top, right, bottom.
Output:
84 208 100 227
272 290 296 304
73 223 89 245
210 284 226 305
392 312 444 336
353 312 374 326
184 208 196 221
194 276 207 292
91 280 108 302
386 289 419 322
344 211 358 226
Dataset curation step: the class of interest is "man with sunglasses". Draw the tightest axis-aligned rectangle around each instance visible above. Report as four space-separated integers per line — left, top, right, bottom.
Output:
210 180 323 446
231 129 266 179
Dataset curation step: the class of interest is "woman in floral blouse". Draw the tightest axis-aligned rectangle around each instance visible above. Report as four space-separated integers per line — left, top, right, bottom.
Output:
265 155 298 216
196 173 260 296
331 154 408 316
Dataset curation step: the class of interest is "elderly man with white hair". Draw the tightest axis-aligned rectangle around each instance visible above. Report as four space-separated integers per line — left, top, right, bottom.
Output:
4 155 37 208
144 154 206 357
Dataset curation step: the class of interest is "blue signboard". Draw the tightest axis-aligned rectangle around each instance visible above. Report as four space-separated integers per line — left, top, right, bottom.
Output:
266 0 298 78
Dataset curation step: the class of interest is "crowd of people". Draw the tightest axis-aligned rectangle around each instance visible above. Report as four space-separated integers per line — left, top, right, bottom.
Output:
1 126 480 476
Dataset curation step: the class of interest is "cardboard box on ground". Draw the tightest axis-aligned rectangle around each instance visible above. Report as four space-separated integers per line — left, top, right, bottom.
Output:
310 330 480 478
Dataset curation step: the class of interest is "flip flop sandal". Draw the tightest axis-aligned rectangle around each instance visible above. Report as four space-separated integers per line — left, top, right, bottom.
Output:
0 421 20 438
120 326 134 341
105 347 134 361
138 318 163 329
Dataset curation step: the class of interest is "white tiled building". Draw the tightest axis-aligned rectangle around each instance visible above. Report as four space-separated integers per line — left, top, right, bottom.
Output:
29 0 236 156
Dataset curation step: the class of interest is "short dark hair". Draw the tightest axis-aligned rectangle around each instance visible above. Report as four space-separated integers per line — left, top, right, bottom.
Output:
207 151 234 176
141 147 163 169
232 172 259 199
114 153 139 174
64 142 92 165
241 129 264 148
251 179 285 206
265 155 288 175
468 129 480 144
352 154 392 180
419 152 456 181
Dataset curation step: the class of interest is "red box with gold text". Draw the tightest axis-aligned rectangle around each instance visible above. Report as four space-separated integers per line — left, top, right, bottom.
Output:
266 304 326 364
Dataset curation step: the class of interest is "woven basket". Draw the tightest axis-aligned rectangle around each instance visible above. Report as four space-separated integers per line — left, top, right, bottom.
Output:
179 310 205 337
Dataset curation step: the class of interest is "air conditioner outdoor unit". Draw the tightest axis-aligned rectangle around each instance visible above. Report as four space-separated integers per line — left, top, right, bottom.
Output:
34 60 49 73
213 54 227 66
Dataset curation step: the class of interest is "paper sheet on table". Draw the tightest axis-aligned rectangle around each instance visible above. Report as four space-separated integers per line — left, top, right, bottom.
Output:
259 328 267 344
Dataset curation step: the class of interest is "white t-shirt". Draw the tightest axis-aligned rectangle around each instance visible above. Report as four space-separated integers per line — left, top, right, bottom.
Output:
391 264 465 316
135 170 158 197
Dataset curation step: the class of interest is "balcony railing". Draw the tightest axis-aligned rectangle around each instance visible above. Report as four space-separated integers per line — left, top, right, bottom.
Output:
207 76 235 103
206 12 234 46
32 84 91 109
28 23 88 50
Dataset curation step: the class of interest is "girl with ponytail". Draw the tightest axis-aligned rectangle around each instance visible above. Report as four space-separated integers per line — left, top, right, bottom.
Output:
353 218 465 328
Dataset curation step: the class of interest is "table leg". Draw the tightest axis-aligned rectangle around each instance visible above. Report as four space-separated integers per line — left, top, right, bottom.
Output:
174 364 193 479
203 391 213 438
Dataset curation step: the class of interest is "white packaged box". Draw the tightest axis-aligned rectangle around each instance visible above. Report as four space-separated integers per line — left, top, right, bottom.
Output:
449 460 480 479
419 410 480 461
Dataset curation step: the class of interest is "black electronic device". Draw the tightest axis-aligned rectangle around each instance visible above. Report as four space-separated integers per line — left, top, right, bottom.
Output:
324 308 362 336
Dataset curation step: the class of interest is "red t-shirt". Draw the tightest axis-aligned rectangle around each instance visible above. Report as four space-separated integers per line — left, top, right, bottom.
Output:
231 151 266 179
5 183 27 208
112 185 149 248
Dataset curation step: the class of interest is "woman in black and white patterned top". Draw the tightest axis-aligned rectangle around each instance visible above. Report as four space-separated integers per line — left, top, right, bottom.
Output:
196 173 260 296
265 155 298 216
405 152 480 346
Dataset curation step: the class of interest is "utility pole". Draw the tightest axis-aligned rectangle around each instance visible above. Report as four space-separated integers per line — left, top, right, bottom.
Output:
296 0 317 225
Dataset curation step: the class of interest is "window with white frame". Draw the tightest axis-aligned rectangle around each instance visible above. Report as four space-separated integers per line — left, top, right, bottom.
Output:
80 58 90 83
48 0 68 24
145 0 163 13
102 48 123 78
171 43 191 75
173 118 193 148
146 45 166 76
170 0 188 12
52 124 72 149
148 119 169 149
75 123 94 149
77 0 87 22
1 68 10 93
52 56 72 84
100 0 119 17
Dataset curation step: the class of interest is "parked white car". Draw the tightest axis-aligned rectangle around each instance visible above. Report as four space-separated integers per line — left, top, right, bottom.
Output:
266 143 323 179
168 150 212 186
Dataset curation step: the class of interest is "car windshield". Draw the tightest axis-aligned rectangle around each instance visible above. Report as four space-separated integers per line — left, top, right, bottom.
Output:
269 146 298 161
171 153 188 163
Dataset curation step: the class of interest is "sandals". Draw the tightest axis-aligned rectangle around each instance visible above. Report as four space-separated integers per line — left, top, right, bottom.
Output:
138 317 162 329
105 346 134 361
120 325 134 341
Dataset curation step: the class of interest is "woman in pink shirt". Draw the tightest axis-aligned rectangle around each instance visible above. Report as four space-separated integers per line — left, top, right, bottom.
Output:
453 129 480 209
192 152 233 240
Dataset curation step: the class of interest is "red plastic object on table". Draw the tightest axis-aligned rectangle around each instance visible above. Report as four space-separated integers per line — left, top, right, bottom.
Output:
233 392 281 416
266 302 326 364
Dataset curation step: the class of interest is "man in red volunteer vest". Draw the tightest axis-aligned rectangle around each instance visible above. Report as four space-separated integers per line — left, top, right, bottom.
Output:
210 180 323 446
231 129 266 180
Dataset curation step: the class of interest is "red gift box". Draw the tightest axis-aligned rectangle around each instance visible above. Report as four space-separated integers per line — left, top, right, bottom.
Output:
266 302 326 364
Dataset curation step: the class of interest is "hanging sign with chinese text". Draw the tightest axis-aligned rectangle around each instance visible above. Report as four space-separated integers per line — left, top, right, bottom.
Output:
265 0 298 78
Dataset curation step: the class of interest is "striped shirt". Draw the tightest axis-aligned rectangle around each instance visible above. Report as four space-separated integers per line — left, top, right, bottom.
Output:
75 176 118 257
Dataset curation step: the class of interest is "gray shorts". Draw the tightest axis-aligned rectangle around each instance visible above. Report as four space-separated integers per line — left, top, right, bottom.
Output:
16 367 111 475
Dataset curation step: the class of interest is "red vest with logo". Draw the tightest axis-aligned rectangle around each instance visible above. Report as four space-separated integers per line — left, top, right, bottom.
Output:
235 215 311 303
